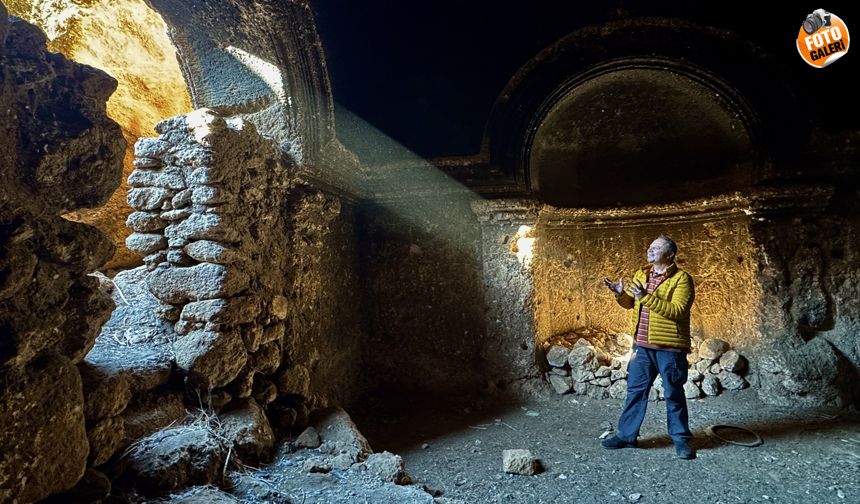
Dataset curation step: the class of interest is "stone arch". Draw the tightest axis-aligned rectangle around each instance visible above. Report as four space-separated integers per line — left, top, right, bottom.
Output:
145 0 336 165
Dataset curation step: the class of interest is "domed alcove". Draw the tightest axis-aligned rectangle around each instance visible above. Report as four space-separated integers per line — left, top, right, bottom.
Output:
528 59 757 207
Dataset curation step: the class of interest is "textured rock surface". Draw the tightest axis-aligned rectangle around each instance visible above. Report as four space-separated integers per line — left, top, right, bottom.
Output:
0 10 123 502
364 451 410 484
125 422 228 493
173 328 247 388
312 407 373 462
216 399 275 463
0 353 89 502
122 392 187 444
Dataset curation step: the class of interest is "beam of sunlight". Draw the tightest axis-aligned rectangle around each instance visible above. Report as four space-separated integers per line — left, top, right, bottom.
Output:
323 105 491 257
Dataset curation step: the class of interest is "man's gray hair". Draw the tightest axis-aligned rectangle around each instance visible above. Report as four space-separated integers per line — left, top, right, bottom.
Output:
657 235 678 256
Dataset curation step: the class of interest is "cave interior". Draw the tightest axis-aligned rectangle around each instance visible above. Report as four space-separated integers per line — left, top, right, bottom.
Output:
1 0 860 502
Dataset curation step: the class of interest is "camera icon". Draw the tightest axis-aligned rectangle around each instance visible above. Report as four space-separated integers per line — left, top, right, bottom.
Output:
803 8 833 34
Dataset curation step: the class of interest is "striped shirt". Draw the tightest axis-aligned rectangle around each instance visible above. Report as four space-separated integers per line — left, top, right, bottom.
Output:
635 266 683 352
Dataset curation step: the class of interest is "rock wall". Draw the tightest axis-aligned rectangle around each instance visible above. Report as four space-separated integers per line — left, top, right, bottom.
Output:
0 6 126 502
754 192 860 408
360 199 488 395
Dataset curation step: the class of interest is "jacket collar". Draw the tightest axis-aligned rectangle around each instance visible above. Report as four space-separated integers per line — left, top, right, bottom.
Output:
641 262 678 277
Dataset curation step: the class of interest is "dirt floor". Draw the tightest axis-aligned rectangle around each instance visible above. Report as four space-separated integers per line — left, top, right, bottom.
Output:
157 387 860 503
348 387 860 504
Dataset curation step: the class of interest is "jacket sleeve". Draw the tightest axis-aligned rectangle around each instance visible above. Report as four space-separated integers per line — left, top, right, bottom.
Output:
615 291 634 309
639 272 695 320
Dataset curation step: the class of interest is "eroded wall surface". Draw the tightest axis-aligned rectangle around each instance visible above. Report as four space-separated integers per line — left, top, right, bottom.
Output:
532 203 761 354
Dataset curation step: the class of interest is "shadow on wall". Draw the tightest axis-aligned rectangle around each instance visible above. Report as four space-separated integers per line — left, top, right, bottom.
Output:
357 199 489 397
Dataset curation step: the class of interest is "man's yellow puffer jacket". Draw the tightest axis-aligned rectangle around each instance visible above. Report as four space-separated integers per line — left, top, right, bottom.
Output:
615 263 695 350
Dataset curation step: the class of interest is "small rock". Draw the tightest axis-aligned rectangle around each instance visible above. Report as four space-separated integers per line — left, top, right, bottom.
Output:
502 449 540 475
595 365 611 378
610 369 628 382
683 381 702 399
701 374 722 396
709 362 722 374
548 374 573 394
699 338 730 360
302 457 331 473
567 345 598 371
609 380 627 399
688 369 703 383
695 359 712 375
126 233 168 256
128 187 173 211
571 368 596 383
717 371 747 391
295 426 322 449
365 451 410 484
720 350 747 374
596 377 612 387
546 345 570 367
126 211 167 232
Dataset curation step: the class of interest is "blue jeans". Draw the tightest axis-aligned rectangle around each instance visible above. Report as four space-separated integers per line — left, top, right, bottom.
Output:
616 344 692 444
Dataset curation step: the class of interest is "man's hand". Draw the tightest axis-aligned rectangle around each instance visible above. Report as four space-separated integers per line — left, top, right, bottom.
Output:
603 276 624 295
627 278 646 300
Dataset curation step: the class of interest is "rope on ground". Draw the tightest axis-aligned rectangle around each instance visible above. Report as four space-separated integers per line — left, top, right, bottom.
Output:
705 424 764 447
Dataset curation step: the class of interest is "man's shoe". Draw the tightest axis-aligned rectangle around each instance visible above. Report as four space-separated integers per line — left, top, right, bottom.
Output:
601 435 638 449
674 441 696 459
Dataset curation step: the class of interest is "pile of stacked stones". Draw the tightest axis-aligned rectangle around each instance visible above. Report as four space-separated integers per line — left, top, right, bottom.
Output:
545 337 749 400
544 339 630 400
125 108 293 406
683 338 748 399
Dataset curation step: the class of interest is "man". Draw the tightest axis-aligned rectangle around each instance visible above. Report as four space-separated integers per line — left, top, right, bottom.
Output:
600 236 696 459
